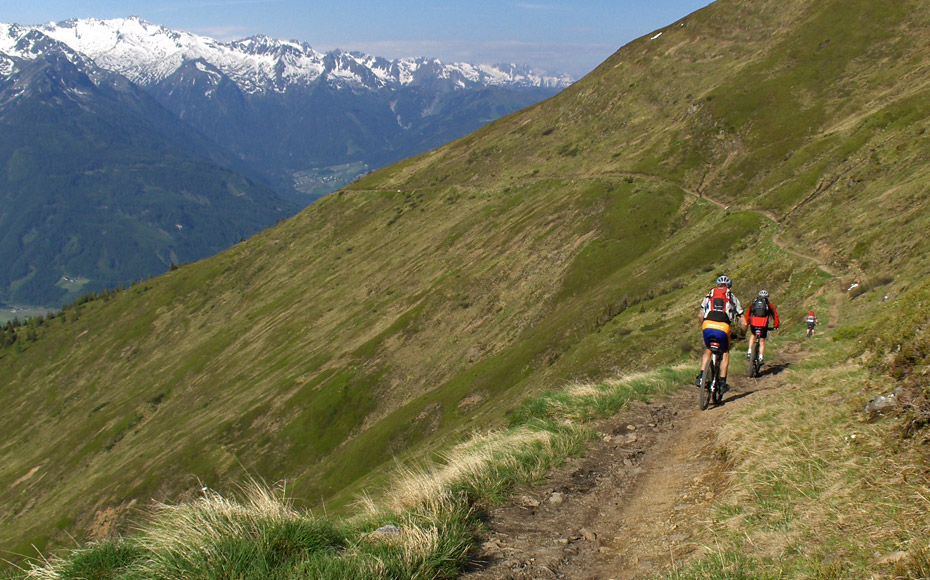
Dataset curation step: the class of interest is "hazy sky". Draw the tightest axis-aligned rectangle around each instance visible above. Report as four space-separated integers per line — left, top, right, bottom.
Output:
0 1 715 78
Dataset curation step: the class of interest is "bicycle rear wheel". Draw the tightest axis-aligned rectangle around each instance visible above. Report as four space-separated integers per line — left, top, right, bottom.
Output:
699 359 713 410
748 340 760 377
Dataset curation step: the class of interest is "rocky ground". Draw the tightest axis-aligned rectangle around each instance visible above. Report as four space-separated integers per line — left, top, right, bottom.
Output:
461 342 802 580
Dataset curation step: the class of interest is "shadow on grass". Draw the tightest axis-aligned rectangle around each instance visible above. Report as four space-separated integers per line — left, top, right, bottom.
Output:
759 361 791 377
721 391 754 406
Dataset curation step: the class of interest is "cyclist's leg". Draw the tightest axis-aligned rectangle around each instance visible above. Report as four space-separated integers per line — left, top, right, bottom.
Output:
699 325 717 374
719 349 732 392
720 350 730 378
696 348 710 386
754 326 768 361
701 321 729 385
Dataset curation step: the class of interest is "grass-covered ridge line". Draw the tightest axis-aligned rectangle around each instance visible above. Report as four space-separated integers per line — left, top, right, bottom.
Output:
15 368 691 580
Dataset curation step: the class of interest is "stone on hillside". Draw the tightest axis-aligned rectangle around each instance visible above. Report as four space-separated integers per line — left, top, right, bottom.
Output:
580 528 597 542
612 433 638 445
865 388 901 422
872 550 908 565
373 524 401 536
519 495 541 508
481 540 503 555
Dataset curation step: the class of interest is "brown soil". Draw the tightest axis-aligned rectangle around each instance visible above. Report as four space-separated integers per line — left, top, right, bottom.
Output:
461 341 803 580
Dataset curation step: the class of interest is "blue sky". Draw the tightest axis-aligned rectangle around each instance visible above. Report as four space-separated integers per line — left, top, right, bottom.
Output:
0 1 714 78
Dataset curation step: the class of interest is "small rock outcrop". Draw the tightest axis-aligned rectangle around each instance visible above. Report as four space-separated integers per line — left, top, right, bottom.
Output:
865 388 901 422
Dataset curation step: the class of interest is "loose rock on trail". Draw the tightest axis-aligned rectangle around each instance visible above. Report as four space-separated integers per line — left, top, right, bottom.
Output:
461 342 801 580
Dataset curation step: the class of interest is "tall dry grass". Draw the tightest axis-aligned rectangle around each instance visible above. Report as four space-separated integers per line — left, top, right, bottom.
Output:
666 360 930 579
16 367 688 580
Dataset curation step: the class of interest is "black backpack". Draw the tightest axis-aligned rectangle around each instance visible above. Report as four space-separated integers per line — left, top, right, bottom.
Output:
751 297 769 318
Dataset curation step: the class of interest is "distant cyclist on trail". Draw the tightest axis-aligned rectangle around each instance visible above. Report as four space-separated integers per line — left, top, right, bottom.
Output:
697 275 743 394
806 310 818 337
745 290 780 367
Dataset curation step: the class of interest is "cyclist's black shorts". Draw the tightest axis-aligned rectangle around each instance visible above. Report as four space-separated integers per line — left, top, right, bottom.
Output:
751 325 769 339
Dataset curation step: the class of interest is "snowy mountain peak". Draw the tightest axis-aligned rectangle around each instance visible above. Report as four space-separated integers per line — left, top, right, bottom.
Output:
0 18 573 93
0 23 101 88
232 35 315 57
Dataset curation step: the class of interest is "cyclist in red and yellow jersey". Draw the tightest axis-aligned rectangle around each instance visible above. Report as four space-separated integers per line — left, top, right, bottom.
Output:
697 275 744 393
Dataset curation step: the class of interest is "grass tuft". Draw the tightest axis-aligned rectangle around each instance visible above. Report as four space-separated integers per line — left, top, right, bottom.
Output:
132 483 346 580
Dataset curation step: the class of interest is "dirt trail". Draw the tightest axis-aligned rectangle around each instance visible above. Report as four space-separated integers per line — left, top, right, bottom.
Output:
462 342 804 580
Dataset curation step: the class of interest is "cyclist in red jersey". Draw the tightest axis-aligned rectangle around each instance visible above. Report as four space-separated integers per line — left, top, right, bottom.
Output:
745 290 780 366
806 311 818 337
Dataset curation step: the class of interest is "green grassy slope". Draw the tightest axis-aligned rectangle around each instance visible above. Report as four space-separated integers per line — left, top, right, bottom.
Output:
2 0 930 566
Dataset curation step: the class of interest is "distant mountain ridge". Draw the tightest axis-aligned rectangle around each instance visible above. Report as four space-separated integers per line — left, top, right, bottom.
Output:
0 30 297 306
5 17 572 93
0 18 571 307
2 18 573 187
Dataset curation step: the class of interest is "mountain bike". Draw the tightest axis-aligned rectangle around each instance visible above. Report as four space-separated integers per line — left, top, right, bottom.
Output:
806 323 815 338
699 338 725 410
747 326 772 378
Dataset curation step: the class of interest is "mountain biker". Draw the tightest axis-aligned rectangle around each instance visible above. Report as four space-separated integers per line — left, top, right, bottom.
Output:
806 310 818 337
697 275 743 393
745 290 780 366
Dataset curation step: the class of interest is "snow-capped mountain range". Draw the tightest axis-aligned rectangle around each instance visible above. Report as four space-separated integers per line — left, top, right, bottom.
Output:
0 17 573 307
0 17 573 93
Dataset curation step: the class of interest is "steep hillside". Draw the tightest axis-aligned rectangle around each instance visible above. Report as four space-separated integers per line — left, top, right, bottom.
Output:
2 0 930 568
372 0 930 280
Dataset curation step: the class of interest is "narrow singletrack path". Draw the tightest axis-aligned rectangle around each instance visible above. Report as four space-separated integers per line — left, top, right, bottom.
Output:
350 172 838 279
461 343 803 580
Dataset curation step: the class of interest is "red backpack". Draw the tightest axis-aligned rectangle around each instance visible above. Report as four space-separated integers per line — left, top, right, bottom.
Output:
709 286 731 314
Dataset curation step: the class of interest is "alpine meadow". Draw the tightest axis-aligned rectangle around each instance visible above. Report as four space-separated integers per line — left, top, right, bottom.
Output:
3 0 930 578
